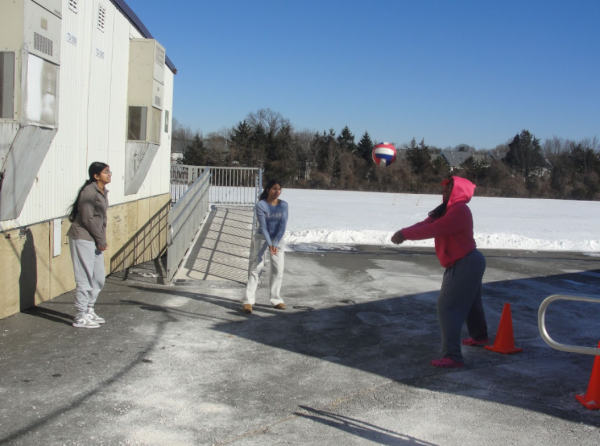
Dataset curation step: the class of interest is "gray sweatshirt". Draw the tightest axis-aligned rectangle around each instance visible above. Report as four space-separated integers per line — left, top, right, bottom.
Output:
67 182 109 248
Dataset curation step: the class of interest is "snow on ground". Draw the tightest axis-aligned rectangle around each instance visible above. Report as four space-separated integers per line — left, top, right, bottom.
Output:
279 188 600 253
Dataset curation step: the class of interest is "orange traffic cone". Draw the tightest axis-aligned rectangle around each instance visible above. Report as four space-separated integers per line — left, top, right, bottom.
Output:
485 303 523 354
575 341 600 410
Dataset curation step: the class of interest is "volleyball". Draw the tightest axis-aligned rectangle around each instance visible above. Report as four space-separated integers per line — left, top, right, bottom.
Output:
372 142 397 166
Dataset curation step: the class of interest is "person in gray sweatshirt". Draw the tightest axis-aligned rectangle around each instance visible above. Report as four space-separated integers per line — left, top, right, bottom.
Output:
66 162 111 328
242 180 288 314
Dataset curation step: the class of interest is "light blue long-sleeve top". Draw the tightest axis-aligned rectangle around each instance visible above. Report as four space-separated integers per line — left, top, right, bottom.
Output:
255 199 288 247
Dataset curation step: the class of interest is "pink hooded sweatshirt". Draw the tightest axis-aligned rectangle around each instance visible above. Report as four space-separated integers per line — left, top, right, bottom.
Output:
400 176 477 268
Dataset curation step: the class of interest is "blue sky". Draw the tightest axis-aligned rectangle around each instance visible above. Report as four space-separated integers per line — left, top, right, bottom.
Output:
125 0 600 149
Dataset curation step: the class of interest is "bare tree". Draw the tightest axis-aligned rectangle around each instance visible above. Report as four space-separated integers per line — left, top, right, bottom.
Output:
246 108 290 136
172 118 196 142
579 136 599 152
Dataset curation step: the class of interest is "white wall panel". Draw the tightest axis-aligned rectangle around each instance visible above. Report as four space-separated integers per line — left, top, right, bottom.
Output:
86 0 113 167
105 7 131 204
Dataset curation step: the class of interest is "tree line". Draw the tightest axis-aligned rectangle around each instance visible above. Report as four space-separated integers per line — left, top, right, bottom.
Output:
174 109 600 200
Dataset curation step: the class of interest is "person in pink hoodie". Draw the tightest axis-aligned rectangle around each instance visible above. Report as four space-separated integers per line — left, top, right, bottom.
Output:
391 176 489 368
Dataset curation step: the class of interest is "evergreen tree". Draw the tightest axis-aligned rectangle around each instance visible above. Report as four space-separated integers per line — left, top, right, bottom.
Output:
337 126 357 155
264 123 297 183
229 121 253 166
357 131 373 162
181 133 207 166
406 138 431 174
569 143 600 175
249 123 268 167
505 130 545 179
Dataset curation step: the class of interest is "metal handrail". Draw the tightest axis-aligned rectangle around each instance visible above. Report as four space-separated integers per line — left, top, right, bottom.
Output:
167 169 212 283
538 294 600 356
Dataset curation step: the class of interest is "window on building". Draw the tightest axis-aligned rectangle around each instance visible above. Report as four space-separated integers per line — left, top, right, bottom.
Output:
151 107 161 144
128 106 147 141
0 52 15 119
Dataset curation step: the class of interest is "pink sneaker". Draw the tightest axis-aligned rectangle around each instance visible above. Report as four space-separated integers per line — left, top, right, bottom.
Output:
431 357 464 368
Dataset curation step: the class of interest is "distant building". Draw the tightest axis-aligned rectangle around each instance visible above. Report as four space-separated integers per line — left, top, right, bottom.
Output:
171 140 190 162
440 150 473 171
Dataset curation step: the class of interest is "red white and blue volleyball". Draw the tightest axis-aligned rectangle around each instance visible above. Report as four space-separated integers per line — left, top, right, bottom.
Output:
372 142 397 166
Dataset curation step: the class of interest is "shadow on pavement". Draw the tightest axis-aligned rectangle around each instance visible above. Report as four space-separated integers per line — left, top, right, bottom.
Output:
23 306 73 327
295 406 439 445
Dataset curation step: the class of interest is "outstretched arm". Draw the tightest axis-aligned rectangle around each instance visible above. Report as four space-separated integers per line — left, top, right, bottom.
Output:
391 216 433 244
401 205 472 241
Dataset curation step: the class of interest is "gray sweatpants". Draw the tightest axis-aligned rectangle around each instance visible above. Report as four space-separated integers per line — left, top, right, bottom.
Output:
437 249 487 362
69 237 105 316
243 236 285 306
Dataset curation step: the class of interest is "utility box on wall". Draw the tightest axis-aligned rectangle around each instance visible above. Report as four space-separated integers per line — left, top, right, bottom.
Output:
127 38 165 145
124 38 166 195
0 0 62 126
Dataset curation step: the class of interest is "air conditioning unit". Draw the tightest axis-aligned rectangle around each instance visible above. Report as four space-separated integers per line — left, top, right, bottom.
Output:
0 0 61 220
0 0 61 126
127 38 165 144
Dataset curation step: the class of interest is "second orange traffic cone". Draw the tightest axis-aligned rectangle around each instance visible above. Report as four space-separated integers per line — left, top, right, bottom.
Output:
575 341 600 410
485 303 523 354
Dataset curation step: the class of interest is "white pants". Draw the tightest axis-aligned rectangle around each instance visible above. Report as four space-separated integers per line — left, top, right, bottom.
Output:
244 236 285 305
69 237 105 316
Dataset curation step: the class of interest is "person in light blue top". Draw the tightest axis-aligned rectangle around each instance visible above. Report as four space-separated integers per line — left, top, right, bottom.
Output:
243 180 288 314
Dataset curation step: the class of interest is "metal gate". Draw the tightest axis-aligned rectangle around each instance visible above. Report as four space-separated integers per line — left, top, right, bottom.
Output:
170 165 262 205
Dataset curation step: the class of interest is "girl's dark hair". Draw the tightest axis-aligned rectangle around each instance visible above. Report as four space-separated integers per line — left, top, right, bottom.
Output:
259 180 281 201
428 178 453 220
428 203 447 220
68 162 108 222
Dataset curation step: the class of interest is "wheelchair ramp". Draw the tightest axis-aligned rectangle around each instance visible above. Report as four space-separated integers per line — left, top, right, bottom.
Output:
173 206 254 283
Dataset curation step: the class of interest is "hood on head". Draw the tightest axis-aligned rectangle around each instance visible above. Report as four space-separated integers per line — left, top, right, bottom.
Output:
444 176 476 206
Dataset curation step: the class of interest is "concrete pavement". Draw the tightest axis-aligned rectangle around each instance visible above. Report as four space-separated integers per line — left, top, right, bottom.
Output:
1 246 599 445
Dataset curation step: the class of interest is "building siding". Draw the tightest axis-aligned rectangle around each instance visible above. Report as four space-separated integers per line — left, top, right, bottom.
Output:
0 0 174 231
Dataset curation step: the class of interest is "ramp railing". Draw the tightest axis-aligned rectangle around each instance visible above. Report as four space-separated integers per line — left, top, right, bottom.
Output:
167 169 211 283
538 294 600 356
171 164 262 205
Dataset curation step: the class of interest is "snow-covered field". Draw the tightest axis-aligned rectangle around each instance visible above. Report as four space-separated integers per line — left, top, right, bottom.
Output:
280 189 600 254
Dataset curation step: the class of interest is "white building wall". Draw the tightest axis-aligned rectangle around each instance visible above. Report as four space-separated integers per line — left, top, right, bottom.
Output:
0 0 174 231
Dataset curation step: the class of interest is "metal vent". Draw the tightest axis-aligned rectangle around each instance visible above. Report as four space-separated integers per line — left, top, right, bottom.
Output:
98 5 106 32
154 95 161 108
34 33 53 57
155 46 165 67
69 0 78 13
